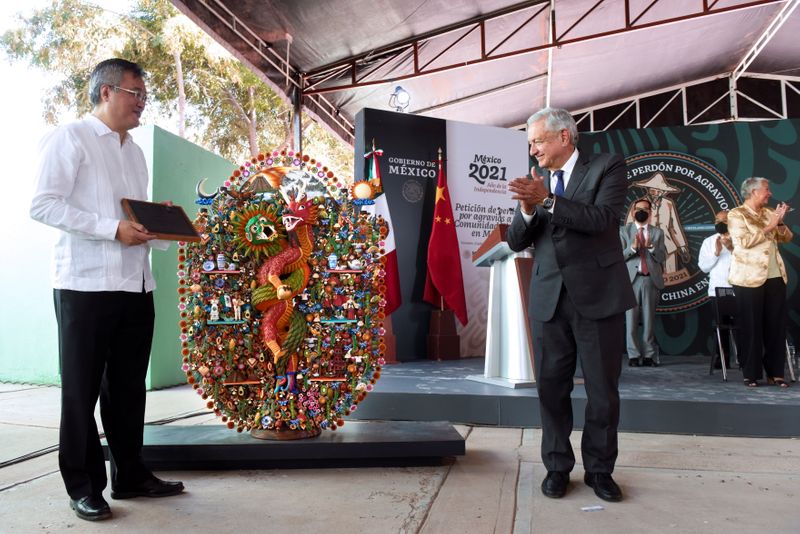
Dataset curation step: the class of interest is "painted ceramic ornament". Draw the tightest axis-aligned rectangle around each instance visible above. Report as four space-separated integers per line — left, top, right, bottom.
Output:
178 149 388 440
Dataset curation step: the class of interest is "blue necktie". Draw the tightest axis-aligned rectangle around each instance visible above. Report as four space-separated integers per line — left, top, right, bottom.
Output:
553 170 565 197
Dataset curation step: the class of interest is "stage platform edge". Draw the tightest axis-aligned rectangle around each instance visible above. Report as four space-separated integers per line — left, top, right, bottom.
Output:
346 357 800 438
466 374 536 389
103 420 465 470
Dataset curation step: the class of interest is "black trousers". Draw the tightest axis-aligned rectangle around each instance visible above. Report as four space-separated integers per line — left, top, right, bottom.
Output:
53 289 154 499
733 278 787 381
532 288 624 474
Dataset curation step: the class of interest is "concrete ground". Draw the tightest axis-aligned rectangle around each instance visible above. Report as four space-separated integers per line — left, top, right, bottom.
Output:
1 382 798 533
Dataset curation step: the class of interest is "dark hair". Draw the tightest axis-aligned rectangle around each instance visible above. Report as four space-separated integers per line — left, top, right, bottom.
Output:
633 198 652 209
88 58 145 106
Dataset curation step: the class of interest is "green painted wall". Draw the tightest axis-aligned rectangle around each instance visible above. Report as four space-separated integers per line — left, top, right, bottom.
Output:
0 125 232 388
140 126 233 389
0 190 60 384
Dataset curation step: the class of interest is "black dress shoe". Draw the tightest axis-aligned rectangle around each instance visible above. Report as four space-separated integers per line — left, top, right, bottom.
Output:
584 472 623 502
628 358 641 367
642 358 656 367
69 495 111 521
541 471 569 498
111 475 184 499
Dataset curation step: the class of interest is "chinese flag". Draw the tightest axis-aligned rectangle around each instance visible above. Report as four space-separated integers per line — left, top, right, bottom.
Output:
423 150 468 326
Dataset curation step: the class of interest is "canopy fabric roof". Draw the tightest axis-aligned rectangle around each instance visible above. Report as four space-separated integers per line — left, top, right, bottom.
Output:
171 0 800 145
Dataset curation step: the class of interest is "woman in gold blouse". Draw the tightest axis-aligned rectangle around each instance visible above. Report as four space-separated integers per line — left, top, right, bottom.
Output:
728 177 793 388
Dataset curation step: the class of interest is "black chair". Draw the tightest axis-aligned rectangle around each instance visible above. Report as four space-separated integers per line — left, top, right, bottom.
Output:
711 287 738 382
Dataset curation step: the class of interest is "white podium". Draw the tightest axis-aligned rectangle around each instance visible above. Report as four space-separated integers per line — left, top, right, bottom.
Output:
468 224 536 389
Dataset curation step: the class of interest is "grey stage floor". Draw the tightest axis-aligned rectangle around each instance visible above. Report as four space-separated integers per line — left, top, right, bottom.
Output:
351 356 800 437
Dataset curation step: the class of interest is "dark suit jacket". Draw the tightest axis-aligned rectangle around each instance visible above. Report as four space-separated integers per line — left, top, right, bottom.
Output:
620 223 667 290
507 151 636 322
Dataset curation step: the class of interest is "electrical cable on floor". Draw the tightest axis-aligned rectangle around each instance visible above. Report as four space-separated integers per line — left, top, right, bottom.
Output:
0 386 50 394
147 409 214 425
0 409 213 469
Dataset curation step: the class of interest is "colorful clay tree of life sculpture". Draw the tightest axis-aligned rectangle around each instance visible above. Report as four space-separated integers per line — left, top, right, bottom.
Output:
176 150 389 439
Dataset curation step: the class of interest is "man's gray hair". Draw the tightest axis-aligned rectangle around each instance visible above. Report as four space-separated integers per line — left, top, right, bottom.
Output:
527 107 579 145
88 58 145 106
740 177 768 199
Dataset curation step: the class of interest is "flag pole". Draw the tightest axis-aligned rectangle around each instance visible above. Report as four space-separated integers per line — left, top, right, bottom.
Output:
438 146 444 313
425 144 464 359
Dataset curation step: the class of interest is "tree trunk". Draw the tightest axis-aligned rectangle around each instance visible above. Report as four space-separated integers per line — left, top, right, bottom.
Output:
173 49 186 138
285 114 293 150
248 86 258 157
283 119 311 152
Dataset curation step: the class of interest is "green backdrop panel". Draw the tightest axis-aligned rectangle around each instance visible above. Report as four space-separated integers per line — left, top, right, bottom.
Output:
581 119 800 356
143 126 233 389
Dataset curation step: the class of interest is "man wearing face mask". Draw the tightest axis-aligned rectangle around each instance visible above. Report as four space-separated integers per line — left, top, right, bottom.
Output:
620 199 667 366
698 210 736 369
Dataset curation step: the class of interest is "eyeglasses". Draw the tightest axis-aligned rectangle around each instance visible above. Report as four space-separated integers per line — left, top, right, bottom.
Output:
531 135 553 147
112 85 148 103
531 129 566 147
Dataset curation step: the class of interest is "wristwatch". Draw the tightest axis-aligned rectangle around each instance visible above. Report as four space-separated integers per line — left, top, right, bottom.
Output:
542 195 555 210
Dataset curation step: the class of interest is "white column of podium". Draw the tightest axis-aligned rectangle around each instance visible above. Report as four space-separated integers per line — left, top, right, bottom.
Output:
468 248 535 388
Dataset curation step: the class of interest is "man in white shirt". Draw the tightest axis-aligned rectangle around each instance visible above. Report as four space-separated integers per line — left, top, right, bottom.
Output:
30 58 183 522
697 210 735 368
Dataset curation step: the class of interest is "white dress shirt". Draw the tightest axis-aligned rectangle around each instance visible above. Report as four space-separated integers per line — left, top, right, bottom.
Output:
30 115 164 292
697 233 732 297
548 148 579 195
521 148 579 223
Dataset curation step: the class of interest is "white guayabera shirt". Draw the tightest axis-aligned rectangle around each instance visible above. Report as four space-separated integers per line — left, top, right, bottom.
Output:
30 115 167 292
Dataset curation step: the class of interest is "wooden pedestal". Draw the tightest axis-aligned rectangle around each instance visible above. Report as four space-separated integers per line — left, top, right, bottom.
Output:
427 309 460 360
382 316 398 364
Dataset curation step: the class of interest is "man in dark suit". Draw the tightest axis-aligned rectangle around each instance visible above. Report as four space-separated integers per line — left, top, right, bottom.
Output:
620 198 667 367
507 107 636 502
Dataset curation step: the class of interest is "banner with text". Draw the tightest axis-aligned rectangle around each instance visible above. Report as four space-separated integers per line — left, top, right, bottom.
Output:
445 119 528 356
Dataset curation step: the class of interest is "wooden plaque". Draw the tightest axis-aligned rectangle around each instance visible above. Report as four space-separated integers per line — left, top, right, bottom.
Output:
121 198 201 242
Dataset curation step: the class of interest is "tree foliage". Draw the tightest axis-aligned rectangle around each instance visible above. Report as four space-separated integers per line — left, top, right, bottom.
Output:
1 0 353 173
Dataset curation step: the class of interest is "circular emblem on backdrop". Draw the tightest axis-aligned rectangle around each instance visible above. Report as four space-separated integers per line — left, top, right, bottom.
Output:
401 179 424 203
624 151 740 313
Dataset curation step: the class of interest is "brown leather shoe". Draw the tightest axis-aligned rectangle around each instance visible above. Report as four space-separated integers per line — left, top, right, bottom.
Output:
541 471 569 498
111 475 184 499
584 472 622 502
69 495 111 521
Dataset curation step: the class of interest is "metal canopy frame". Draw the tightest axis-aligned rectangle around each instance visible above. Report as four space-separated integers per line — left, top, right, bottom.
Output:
173 0 356 145
571 1 800 130
302 0 784 97
571 73 800 132
733 0 800 80
172 0 795 147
